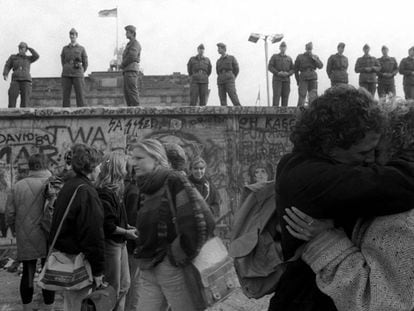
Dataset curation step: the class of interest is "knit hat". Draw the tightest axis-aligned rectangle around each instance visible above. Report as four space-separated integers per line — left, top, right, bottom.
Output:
163 143 187 171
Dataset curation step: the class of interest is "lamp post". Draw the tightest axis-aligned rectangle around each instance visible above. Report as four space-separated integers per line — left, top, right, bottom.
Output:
248 33 284 106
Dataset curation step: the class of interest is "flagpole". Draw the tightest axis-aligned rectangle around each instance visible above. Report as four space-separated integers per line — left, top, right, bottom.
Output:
116 6 119 71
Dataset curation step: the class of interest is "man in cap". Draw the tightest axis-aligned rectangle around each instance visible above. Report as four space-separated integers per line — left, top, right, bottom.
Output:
355 44 380 96
377 46 398 98
187 44 212 106
216 42 241 106
326 42 349 87
120 25 141 106
268 41 294 107
399 47 414 100
294 42 323 106
3 42 39 108
60 28 88 107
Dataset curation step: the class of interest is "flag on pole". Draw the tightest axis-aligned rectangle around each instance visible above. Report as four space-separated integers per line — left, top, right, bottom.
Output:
98 8 117 17
255 88 261 106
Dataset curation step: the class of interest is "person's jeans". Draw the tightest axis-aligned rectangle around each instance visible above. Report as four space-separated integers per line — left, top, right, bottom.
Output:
62 76 85 107
123 71 140 106
105 240 131 311
190 83 209 106
404 84 414 100
272 80 290 107
377 83 396 98
218 82 241 106
125 253 140 311
63 286 91 311
8 81 32 108
298 80 318 106
359 82 376 97
136 256 197 311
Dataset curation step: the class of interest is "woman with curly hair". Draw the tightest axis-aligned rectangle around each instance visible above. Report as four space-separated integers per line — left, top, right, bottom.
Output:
95 152 137 311
130 139 215 311
283 99 414 311
269 86 414 311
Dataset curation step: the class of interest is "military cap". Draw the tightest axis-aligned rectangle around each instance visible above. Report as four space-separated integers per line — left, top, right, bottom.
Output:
198 44 205 50
409 46 414 52
337 42 345 48
305 42 313 49
381 45 388 50
69 28 78 35
18 42 28 48
280 41 287 48
363 44 370 49
217 42 226 49
124 25 136 33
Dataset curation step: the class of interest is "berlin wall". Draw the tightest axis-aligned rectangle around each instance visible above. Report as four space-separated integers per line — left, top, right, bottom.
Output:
0 106 296 238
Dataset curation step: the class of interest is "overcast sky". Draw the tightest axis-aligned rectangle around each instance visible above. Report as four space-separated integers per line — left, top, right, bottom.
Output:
0 0 413 108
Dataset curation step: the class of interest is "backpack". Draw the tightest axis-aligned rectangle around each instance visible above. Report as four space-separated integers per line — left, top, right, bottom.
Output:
40 175 65 234
229 181 302 299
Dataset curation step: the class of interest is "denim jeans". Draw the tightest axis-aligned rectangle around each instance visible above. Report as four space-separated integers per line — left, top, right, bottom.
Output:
125 253 140 311
137 257 197 311
105 240 131 311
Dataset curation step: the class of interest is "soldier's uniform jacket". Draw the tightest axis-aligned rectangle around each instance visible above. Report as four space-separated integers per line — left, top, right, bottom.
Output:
187 55 212 84
294 52 323 82
399 57 414 85
326 53 349 84
121 38 141 72
216 54 239 84
355 55 380 83
268 53 294 82
377 56 398 85
61 43 88 77
3 48 39 82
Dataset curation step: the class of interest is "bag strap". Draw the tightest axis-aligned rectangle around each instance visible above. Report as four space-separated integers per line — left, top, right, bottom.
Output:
165 184 180 234
46 184 84 258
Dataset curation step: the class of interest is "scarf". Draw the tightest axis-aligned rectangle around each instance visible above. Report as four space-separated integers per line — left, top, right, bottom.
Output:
136 167 171 194
188 175 210 201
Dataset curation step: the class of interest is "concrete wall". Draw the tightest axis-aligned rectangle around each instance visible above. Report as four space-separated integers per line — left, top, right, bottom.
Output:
0 106 296 238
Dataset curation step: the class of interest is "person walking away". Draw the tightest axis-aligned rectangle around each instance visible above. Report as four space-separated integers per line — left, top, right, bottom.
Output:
96 152 138 311
3 42 39 108
130 139 215 311
399 46 414 100
187 44 212 106
294 42 323 106
120 25 141 106
6 154 54 311
60 28 88 107
48 144 105 311
326 42 348 87
268 41 294 107
377 45 398 97
216 42 241 106
355 44 380 97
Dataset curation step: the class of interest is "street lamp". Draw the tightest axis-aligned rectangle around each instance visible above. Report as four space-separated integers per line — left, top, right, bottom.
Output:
248 33 284 106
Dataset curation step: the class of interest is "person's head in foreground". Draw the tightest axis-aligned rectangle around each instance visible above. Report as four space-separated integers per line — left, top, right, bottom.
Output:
163 143 187 173
249 161 274 184
28 153 49 172
190 157 207 181
70 143 102 181
291 85 385 166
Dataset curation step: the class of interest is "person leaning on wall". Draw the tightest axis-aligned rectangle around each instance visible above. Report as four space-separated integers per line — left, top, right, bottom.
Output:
3 42 39 108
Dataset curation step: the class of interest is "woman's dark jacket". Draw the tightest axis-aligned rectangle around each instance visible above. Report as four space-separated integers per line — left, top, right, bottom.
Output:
270 151 414 311
188 175 221 218
49 174 105 276
97 187 128 244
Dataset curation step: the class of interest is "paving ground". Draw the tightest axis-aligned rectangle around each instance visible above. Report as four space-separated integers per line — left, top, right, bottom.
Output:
0 236 270 311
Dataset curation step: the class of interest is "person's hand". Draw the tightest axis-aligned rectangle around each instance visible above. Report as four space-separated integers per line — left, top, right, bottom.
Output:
283 206 334 241
93 275 104 288
3 75 7 81
127 224 136 230
125 228 138 240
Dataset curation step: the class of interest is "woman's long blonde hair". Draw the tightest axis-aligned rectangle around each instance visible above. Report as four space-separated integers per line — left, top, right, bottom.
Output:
131 139 170 169
95 151 127 198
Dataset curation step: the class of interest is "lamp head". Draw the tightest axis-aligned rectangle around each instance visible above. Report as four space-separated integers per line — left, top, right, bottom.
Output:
270 34 284 44
248 33 261 43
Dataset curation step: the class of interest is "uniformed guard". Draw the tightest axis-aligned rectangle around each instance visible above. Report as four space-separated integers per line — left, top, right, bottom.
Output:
294 42 323 106
120 25 141 106
3 42 39 108
377 46 398 98
326 42 349 87
216 43 241 106
187 44 212 106
60 28 88 107
355 44 380 97
268 41 294 107
399 47 414 100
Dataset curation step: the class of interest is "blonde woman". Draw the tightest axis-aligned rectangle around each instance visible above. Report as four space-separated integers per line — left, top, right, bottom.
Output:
130 139 214 311
95 152 138 311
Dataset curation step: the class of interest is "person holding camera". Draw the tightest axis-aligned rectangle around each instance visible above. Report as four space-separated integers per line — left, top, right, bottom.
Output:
60 28 88 107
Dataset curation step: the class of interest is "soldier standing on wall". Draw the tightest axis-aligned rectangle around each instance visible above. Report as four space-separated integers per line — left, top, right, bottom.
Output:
216 42 241 106
355 44 380 97
377 46 398 98
399 47 414 100
268 41 294 107
187 44 212 106
60 28 88 107
294 42 323 107
3 42 39 108
120 25 141 106
326 42 349 87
